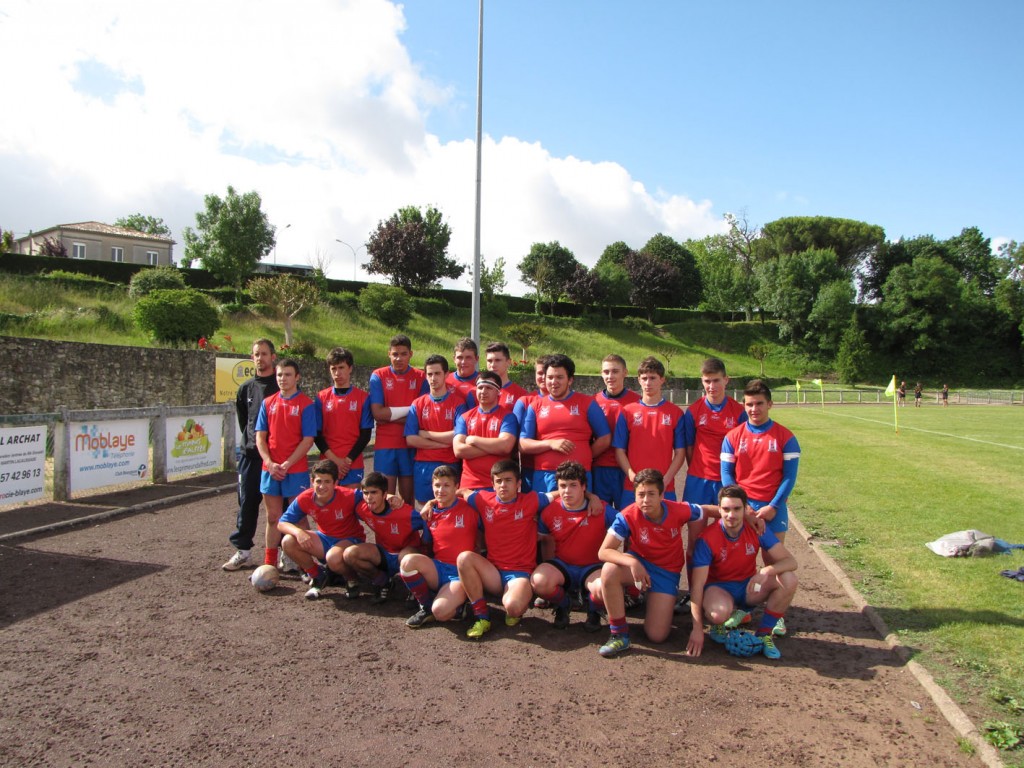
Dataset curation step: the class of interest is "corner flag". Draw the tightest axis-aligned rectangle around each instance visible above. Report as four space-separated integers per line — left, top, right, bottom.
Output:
883 375 898 432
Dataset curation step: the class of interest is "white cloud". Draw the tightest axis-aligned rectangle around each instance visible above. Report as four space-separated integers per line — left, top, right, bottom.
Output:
0 0 725 297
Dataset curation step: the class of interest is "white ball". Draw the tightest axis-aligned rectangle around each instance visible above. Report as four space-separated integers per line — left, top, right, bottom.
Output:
250 564 280 592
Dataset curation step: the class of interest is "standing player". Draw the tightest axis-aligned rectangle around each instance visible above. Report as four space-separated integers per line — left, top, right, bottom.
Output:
277 460 365 599
343 471 425 603
453 370 518 491
399 465 481 627
531 461 615 631
315 347 373 487
446 337 480 402
223 338 279 571
255 358 319 571
686 485 798 660
898 380 907 407
404 354 467 507
914 382 923 407
369 334 428 502
591 354 640 505
612 356 685 509
519 354 611 492
594 468 718 658
942 383 949 406
513 354 552 493
484 341 528 409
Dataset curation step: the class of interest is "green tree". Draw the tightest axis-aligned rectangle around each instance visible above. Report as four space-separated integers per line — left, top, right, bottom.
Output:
181 186 276 301
365 205 462 291
1 227 14 253
761 216 885 273
689 234 746 317
722 211 762 320
501 321 545 359
518 241 580 314
128 265 186 298
946 226 1002 297
113 213 172 237
476 255 507 300
132 288 219 344
879 255 962 360
594 241 633 317
564 263 605 314
806 279 856 356
358 283 414 328
755 248 848 351
640 233 702 308
861 235 947 302
247 275 321 346
836 314 871 384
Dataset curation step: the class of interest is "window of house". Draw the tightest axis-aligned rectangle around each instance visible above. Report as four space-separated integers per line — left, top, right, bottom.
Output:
146 251 159 266
111 246 124 262
72 242 86 259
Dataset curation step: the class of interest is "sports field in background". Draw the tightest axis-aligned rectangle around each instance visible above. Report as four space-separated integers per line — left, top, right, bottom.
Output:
778 402 1024 737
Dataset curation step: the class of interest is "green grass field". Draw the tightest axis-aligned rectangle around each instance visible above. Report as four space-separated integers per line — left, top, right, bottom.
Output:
779 402 1024 749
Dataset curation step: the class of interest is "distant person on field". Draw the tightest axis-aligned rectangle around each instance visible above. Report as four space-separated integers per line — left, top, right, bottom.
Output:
942 383 949 407
914 382 922 407
315 347 372 488
223 338 279 571
898 380 907 407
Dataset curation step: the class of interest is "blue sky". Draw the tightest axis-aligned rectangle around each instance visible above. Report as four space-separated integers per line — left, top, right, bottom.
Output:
1 0 1020 295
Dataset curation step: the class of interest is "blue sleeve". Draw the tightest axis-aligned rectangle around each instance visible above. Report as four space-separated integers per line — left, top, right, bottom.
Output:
403 406 421 437
301 401 319 437
692 538 714 569
368 373 384 406
418 378 430 396
520 403 537 440
720 435 737 486
612 413 629 450
411 509 425 533
254 401 269 433
454 413 468 437
771 435 800 507
538 516 551 535
359 398 374 429
421 524 434 546
280 497 304 525
465 391 477 409
603 505 618 528
687 502 703 523
610 511 630 542
466 491 480 511
682 410 696 449
587 400 611 438
512 398 527 422
454 402 468 421
500 412 519 436
673 415 686 449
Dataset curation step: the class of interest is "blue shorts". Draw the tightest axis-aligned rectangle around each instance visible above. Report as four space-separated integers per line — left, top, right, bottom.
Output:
374 447 414 478
749 499 789 534
592 466 625 506
377 547 402 578
682 475 722 506
631 554 681 596
707 578 752 610
533 469 593 494
498 569 531 587
317 533 362 553
340 467 364 486
548 558 601 592
618 488 675 510
414 461 459 504
434 560 460 588
261 470 310 498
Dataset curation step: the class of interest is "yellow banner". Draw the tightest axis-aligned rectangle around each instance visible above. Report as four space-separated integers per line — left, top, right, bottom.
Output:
216 357 257 403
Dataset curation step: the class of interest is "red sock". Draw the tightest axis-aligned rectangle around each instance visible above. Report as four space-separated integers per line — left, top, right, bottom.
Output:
264 548 278 566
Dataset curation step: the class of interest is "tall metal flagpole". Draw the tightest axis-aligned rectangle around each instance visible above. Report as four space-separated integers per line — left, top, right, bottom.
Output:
470 0 484 345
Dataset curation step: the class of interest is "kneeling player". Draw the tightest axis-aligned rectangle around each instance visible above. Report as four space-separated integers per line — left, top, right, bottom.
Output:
342 471 424 603
531 460 615 631
399 465 481 627
594 468 720 658
277 460 365 599
686 485 798 660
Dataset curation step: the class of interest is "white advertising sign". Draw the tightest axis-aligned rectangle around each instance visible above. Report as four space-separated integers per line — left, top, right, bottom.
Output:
69 419 149 493
0 425 47 504
166 415 223 475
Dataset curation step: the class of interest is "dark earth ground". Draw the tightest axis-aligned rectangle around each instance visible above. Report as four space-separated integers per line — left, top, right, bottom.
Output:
0 478 979 767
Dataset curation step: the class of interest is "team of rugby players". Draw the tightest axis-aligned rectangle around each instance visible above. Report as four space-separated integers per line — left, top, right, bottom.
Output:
224 335 800 659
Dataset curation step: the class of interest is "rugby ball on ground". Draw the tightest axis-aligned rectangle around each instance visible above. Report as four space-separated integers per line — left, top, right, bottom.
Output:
250 564 280 592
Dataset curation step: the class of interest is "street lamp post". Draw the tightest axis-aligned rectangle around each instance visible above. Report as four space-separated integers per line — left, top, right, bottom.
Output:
273 223 291 267
336 239 365 281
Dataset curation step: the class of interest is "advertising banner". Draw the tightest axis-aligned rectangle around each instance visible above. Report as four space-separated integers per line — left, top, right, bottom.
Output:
216 356 257 403
166 415 223 475
0 425 47 504
69 419 149 493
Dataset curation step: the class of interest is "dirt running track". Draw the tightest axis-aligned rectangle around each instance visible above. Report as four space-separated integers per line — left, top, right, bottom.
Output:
0 494 978 768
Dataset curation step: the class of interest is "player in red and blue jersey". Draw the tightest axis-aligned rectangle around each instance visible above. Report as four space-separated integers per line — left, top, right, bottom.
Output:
446 337 480 402
315 347 373 487
686 485 798 660
519 354 611 492
343 471 425 603
512 355 552 492
720 379 800 543
453 370 518 491
255 358 319 569
682 357 746 505
277 460 366 599
399 464 483 627
404 355 467 507
368 334 429 502
612 356 685 509
531 461 616 631
484 341 528 409
594 468 722 658
592 354 641 505
456 459 549 638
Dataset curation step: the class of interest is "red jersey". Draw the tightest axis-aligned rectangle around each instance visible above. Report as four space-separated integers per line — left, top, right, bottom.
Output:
539 500 617 567
497 381 528 409
609 500 703 573
468 490 545 572
520 392 611 471
368 365 428 450
721 420 800 503
445 371 479 401
684 396 745 481
454 405 518 489
593 389 641 468
280 486 364 541
355 502 424 554
693 521 780 582
404 391 466 463
612 399 685 491
423 499 480 565
317 386 372 469
255 390 319 472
